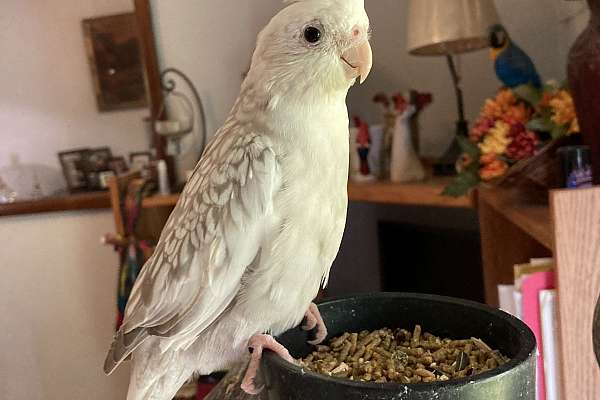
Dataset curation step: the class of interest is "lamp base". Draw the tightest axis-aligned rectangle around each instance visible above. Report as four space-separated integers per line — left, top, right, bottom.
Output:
433 120 469 177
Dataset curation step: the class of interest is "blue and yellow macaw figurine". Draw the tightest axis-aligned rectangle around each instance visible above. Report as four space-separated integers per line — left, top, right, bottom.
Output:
489 24 541 88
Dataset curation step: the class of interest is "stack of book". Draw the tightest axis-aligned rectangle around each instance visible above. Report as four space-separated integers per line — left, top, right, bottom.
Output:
497 258 562 400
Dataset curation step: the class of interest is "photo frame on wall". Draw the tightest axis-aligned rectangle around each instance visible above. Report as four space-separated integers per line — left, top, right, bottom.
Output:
82 13 148 111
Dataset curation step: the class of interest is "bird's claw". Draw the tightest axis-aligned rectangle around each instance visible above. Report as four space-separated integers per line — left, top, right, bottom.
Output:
241 381 264 395
241 334 296 395
303 303 328 345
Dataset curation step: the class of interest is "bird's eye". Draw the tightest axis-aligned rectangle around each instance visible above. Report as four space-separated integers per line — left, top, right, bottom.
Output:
303 26 322 44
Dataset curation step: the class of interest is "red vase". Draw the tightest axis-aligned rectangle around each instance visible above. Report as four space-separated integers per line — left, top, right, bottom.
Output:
568 0 600 184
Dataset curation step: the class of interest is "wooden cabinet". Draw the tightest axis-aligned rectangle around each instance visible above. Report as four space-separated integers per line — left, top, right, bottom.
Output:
478 186 600 399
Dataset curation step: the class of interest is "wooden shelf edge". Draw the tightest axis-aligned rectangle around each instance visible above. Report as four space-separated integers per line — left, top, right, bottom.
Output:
0 192 111 217
348 179 474 208
142 194 180 208
478 187 553 250
1 178 473 218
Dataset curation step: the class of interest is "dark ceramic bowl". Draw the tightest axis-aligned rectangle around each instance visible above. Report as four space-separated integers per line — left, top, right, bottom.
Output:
261 293 536 400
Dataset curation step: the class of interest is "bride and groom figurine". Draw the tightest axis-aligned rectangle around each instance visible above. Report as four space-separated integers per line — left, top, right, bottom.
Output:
351 90 432 183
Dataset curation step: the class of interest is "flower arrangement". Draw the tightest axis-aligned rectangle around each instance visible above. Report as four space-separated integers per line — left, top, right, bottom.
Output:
444 82 580 196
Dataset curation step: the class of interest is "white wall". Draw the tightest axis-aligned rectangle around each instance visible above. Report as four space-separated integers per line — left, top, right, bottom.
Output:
0 0 150 170
554 0 590 66
151 0 282 141
150 0 283 175
348 0 582 157
151 0 586 158
1 1 146 399
0 211 130 400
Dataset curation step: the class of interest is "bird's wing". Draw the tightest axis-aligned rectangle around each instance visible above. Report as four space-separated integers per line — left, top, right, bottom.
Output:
104 121 280 373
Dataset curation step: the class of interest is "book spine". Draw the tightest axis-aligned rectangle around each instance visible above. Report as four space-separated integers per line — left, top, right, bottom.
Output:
539 290 562 400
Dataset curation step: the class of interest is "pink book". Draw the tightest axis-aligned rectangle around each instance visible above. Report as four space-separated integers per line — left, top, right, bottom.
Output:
522 271 556 400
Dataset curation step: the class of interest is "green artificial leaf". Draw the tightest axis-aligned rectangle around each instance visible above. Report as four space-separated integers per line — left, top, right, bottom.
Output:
558 80 570 91
550 124 569 139
527 117 554 132
543 81 558 93
513 84 542 106
456 135 480 159
442 168 480 198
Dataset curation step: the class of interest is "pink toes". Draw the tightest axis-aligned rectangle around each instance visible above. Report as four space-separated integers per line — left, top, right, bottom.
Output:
241 334 296 395
305 303 328 346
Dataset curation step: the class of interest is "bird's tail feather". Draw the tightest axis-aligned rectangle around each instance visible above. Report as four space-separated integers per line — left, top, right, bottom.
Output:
104 328 149 375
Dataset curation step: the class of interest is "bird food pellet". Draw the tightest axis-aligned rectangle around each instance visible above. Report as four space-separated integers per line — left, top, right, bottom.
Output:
299 326 510 384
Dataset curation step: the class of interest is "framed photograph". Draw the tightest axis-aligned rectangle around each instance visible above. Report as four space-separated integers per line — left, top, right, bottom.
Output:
58 149 90 193
86 147 113 172
83 147 113 190
130 152 153 171
82 13 148 112
109 156 129 175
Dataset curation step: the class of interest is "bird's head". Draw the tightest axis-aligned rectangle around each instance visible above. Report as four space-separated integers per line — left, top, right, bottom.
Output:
245 0 372 100
489 24 510 61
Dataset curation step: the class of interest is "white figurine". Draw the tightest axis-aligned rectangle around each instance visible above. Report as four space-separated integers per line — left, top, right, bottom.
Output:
390 95 426 183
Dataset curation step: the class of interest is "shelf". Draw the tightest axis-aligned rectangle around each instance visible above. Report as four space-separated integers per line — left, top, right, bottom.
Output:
0 178 472 218
141 194 180 208
478 187 552 250
347 178 474 208
136 178 474 210
0 191 111 217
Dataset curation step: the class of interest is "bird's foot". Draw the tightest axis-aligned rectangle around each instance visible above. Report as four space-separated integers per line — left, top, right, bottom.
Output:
241 334 296 395
302 302 328 345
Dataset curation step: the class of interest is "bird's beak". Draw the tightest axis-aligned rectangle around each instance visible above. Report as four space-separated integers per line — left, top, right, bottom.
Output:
490 48 500 61
341 40 373 84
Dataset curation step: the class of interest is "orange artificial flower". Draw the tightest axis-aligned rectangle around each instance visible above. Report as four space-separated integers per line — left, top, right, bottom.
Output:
549 90 579 134
479 154 509 181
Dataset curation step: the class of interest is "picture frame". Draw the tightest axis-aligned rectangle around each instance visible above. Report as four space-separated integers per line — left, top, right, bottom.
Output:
58 149 91 193
84 147 113 190
86 147 113 172
129 151 153 171
108 156 129 175
82 13 148 112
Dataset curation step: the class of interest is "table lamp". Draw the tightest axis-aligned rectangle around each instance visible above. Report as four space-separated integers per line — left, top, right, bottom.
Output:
407 0 500 175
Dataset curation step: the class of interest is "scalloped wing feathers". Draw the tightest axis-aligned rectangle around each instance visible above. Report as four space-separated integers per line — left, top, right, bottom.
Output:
104 120 280 374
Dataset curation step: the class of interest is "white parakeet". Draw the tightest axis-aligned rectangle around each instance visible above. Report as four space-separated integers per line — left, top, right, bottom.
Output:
104 0 372 398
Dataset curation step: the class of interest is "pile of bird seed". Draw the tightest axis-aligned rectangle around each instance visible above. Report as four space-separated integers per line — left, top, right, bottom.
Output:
299 325 510 383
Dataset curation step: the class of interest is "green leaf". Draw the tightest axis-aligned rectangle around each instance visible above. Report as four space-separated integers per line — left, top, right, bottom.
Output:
543 82 558 93
456 135 480 159
442 168 480 197
527 117 554 132
513 84 542 106
558 80 570 91
550 124 569 139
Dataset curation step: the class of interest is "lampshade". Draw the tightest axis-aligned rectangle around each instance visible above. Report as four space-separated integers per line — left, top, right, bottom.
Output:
407 0 500 56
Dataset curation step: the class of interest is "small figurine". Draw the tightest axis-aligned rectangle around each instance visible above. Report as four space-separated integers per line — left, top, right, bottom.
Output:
373 90 433 182
389 91 432 183
352 116 376 182
373 93 396 179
